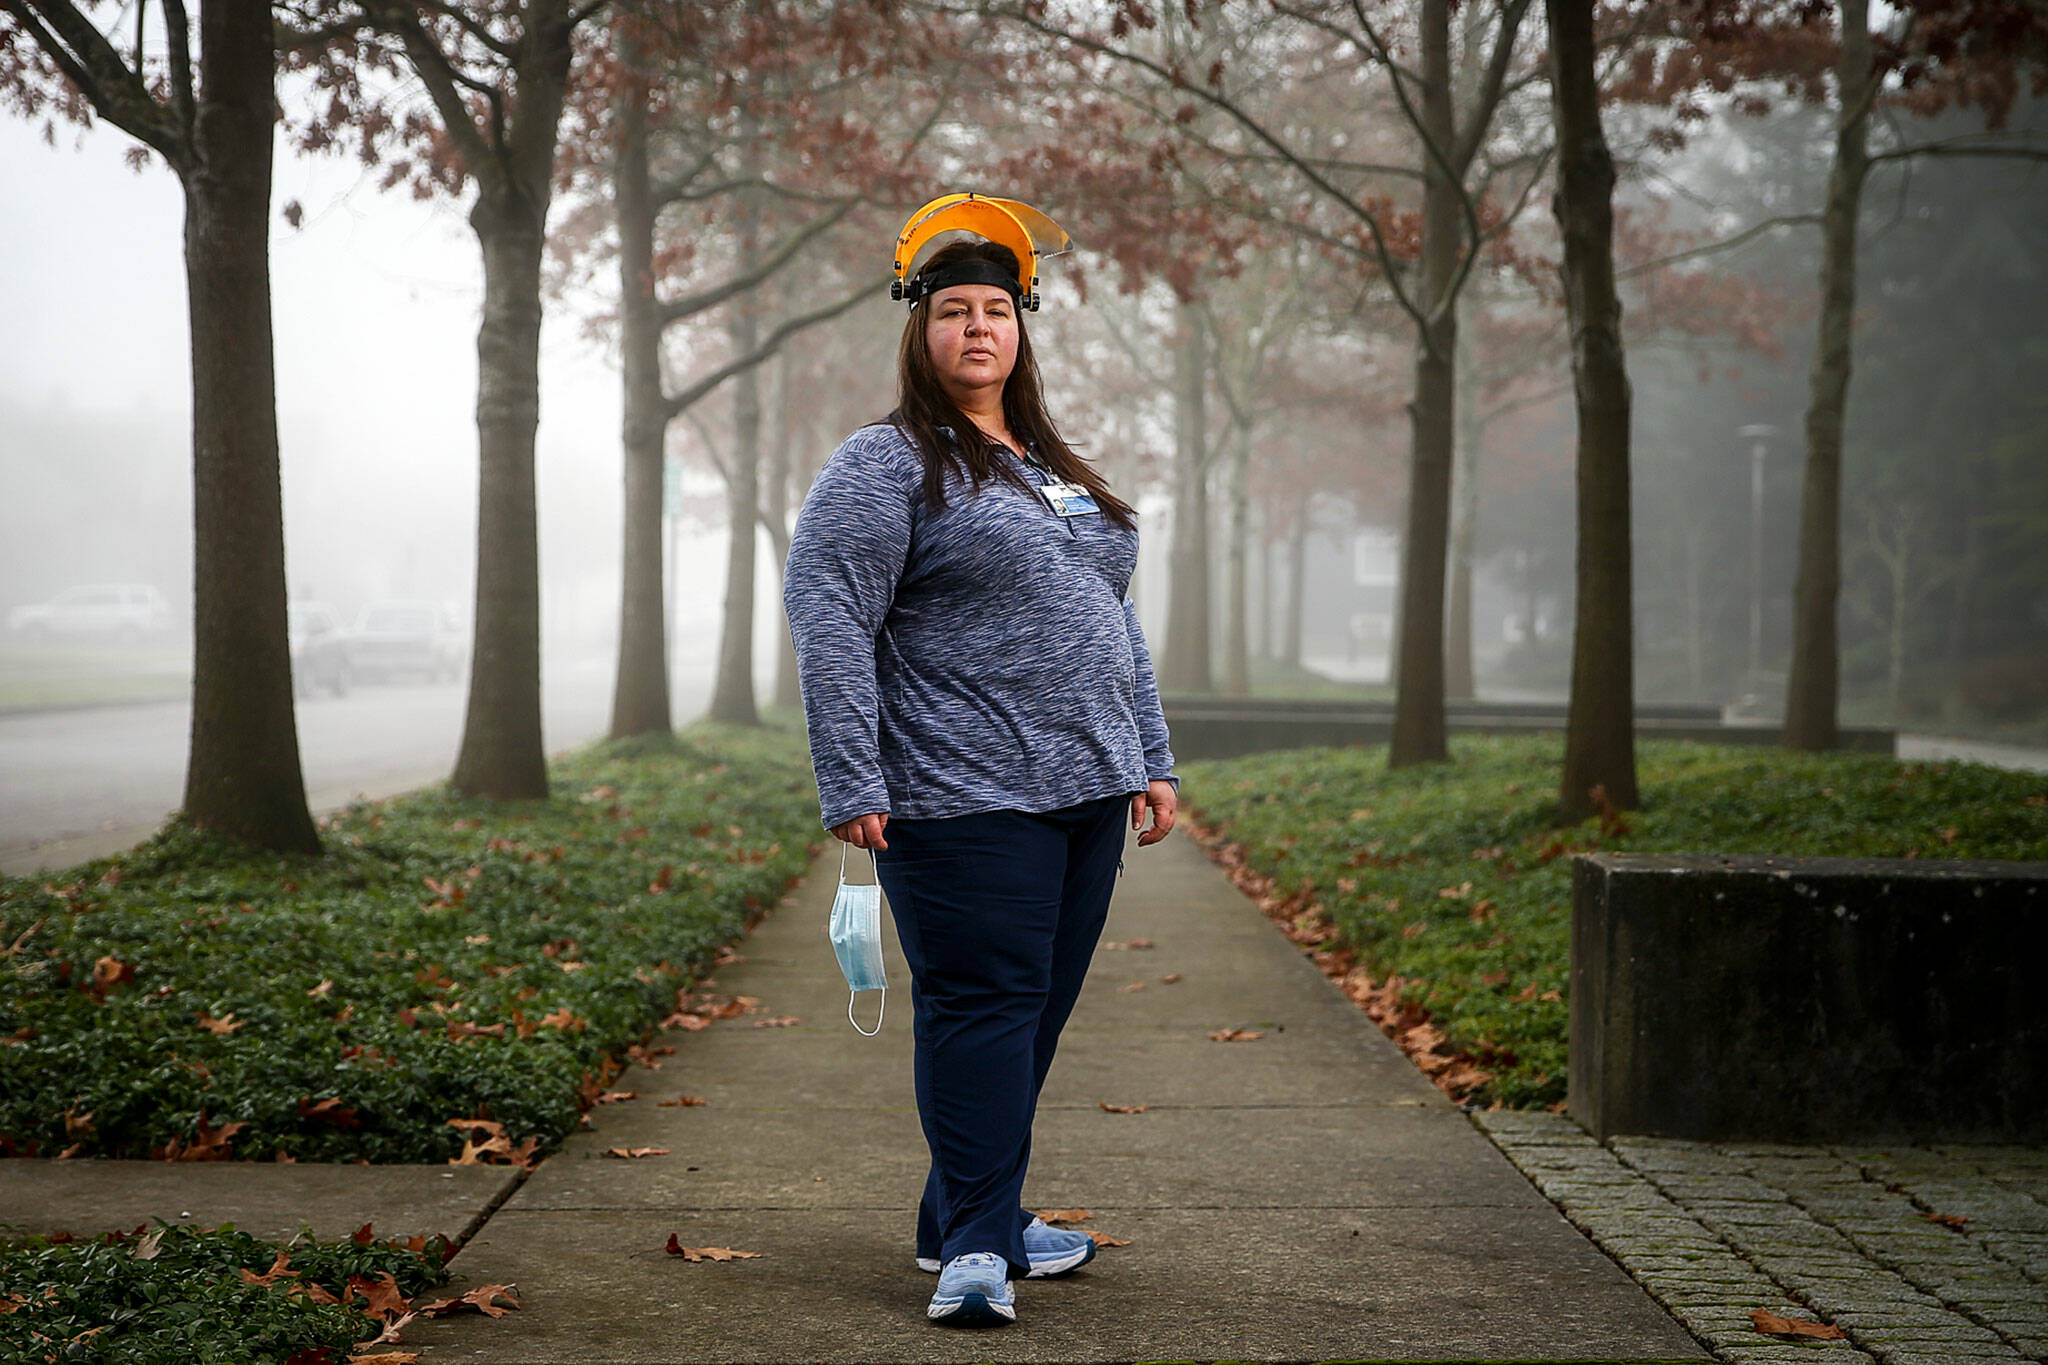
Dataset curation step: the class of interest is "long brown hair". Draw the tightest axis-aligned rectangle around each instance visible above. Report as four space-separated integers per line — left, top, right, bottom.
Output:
889 240 1137 529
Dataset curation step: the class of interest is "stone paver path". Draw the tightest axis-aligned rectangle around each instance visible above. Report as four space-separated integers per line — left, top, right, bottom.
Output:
412 831 1703 1363
1478 1112 2048 1365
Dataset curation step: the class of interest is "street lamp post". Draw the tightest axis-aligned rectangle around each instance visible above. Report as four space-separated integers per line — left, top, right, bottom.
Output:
1737 423 1779 684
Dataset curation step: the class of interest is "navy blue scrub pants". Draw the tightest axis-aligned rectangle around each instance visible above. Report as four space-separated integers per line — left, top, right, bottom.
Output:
874 793 1128 1279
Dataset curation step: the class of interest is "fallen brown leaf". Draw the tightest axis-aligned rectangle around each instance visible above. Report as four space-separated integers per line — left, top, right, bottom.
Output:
1157 973 1182 984
346 1353 420 1365
1101 938 1155 950
1119 980 1145 992
1208 1027 1263 1042
160 1115 246 1161
1750 1309 1844 1340
195 1010 245 1036
658 1095 708 1107
594 1090 637 1104
346 1271 409 1321
417 1284 521 1319
240 1252 295 1288
1098 1101 1148 1114
663 1235 762 1262
1921 1211 1969 1229
90 955 135 996
752 1015 801 1028
1034 1209 1090 1225
296 1097 363 1129
1086 1230 1130 1247
602 1147 671 1159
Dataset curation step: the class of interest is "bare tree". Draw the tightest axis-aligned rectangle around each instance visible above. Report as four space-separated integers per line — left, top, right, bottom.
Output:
1547 0 1637 817
4 0 318 852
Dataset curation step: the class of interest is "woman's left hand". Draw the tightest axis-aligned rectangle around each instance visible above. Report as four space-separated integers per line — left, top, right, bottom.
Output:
1130 780 1177 847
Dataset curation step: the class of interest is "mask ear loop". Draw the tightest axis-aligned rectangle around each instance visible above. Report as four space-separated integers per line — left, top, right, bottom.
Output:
842 844 884 1036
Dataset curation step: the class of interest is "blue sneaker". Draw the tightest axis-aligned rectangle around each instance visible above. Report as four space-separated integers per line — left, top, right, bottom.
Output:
917 1217 1097 1278
1021 1215 1097 1276
926 1251 1015 1325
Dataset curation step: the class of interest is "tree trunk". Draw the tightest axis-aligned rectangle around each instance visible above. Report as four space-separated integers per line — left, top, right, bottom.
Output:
1446 316 1480 701
608 71 671 740
447 3 573 800
178 0 319 853
1683 520 1706 694
766 352 803 712
1784 0 1873 752
1389 0 1458 767
450 187 551 798
1255 501 1274 662
1549 0 1638 819
1887 530 1909 723
1941 465 1982 721
708 280 764 726
1221 420 1250 697
1284 489 1308 668
1161 299 1212 692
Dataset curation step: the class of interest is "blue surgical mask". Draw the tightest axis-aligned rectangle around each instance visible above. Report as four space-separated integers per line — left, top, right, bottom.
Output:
828 844 887 1035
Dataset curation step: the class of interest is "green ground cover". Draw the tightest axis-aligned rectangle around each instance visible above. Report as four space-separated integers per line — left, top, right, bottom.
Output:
1180 735 2048 1109
0 722 821 1163
1 1221 452 1363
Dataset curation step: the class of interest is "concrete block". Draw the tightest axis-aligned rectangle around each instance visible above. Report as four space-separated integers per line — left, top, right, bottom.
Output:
1569 854 2048 1143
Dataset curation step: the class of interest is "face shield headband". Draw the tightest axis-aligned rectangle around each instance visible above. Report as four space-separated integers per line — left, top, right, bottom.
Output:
901 258 1023 307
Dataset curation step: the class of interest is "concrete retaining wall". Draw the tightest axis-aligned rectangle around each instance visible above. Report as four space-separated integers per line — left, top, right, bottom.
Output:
1159 697 1894 762
1568 852 2048 1143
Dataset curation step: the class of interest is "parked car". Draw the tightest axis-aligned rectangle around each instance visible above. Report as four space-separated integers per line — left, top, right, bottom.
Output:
288 603 351 697
7 583 172 641
348 600 464 684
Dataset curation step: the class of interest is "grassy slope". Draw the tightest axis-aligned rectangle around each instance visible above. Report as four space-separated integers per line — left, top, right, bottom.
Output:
1180 735 2048 1108
0 722 823 1162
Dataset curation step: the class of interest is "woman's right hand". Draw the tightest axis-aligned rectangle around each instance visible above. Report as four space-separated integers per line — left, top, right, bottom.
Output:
832 813 890 851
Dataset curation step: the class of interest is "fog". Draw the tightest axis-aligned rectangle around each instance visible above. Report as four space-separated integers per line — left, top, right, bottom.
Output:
1 115 765 669
3 31 2045 864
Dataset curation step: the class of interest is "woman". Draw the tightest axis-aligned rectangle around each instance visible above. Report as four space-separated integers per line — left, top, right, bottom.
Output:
783 233 1179 1327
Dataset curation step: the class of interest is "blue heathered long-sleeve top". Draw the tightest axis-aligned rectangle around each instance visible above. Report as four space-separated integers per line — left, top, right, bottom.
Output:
783 421 1177 831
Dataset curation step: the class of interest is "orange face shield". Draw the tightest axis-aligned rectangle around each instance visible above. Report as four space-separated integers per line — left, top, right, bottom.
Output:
891 193 1073 312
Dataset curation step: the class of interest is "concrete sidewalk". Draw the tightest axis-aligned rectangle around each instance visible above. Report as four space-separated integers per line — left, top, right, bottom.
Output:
411 829 1703 1364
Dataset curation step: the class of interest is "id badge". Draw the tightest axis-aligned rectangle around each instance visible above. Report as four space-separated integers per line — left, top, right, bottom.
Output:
1038 480 1101 518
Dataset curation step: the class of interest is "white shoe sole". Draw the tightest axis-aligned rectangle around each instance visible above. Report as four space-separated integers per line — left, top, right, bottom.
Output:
917 1238 1094 1278
926 1288 1016 1324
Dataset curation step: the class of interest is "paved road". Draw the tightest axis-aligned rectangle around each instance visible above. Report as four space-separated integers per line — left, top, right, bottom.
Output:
0 655 714 874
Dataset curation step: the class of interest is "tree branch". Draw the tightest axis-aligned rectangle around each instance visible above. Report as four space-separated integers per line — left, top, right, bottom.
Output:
366 1 499 189
1451 0 1536 177
656 196 858 326
1341 0 1490 329
159 0 194 142
10 0 187 166
662 274 885 421
978 1 1427 331
684 410 732 485
1616 213 1821 277
1869 139 2048 166
417 0 518 59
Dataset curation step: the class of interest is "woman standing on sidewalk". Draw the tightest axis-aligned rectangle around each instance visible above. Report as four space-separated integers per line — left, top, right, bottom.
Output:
782 204 1178 1328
